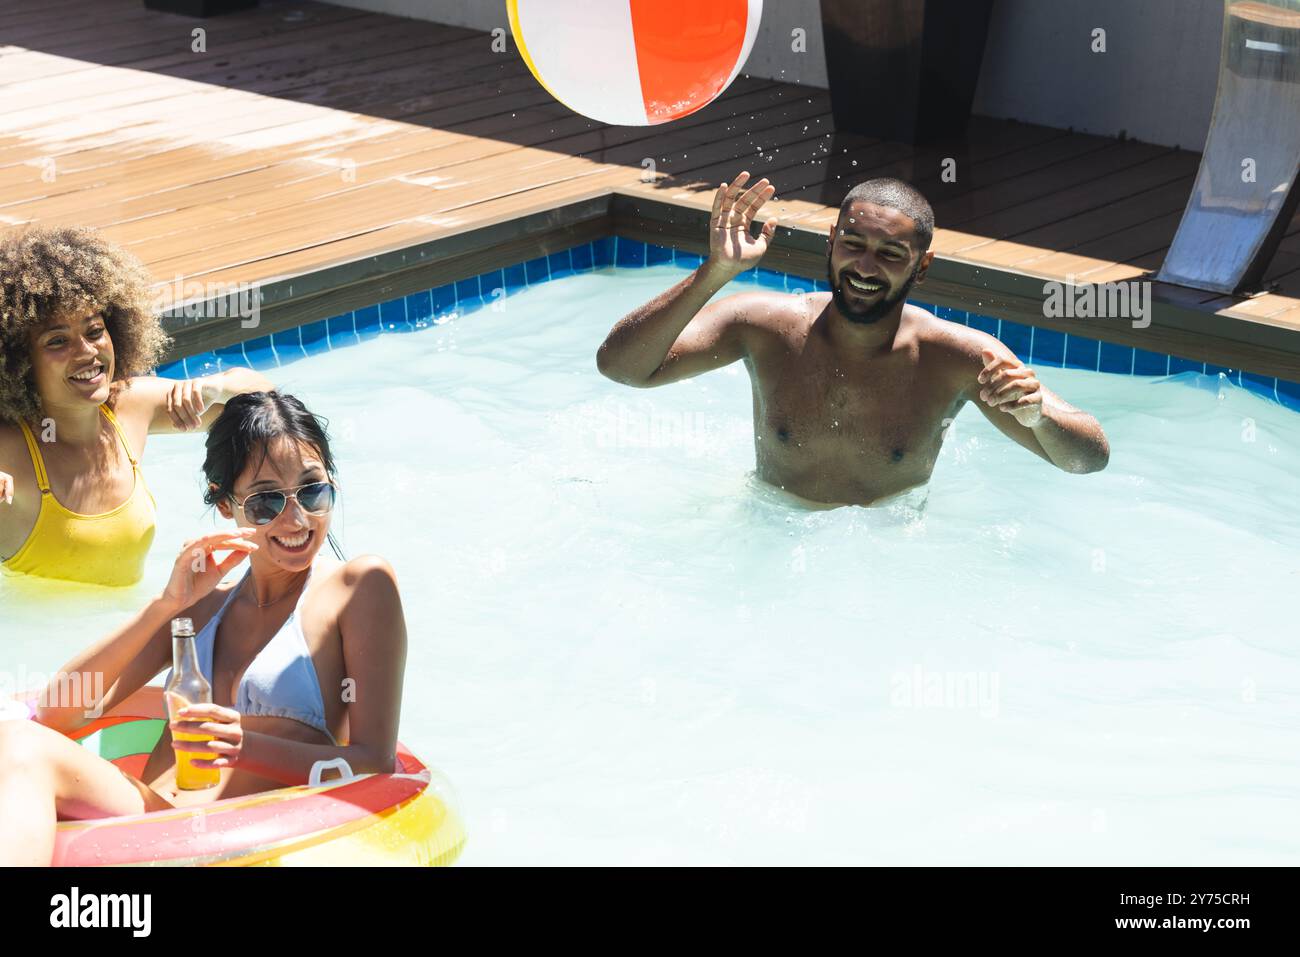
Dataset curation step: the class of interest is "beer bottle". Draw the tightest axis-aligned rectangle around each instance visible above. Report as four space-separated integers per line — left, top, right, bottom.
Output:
165 618 220 790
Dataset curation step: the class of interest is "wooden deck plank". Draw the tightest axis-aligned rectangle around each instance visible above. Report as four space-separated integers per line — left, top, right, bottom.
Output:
16 78 799 244
151 27 487 103
3 24 487 126
1247 300 1300 327
763 132 1129 233
936 151 1202 249
0 72 563 176
9 6 369 65
144 163 630 281
1016 212 1184 281
4 1 159 37
777 123 1077 210
50 85 790 239
193 175 624 291
971 179 1195 270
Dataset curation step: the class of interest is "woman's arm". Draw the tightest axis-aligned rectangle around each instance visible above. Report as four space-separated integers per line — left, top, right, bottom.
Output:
0 429 39 561
225 731 397 786
0 426 22 507
207 556 408 785
35 530 258 733
118 368 275 434
34 596 176 734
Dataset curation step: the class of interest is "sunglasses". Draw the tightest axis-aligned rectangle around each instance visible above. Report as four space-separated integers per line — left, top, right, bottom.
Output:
231 481 337 526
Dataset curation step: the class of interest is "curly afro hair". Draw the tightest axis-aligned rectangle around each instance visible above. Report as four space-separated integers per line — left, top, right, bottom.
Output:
0 225 169 425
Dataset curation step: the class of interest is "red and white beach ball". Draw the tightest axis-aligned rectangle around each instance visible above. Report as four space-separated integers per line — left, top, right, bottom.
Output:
507 0 763 126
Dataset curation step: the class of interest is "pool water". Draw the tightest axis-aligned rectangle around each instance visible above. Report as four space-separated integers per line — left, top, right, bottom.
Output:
4 265 1299 865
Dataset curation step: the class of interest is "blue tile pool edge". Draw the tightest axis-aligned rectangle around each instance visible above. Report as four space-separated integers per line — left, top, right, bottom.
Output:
155 237 1300 414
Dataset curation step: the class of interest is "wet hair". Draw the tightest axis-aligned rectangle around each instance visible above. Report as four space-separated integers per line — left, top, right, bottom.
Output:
202 391 343 558
839 178 935 253
0 225 168 424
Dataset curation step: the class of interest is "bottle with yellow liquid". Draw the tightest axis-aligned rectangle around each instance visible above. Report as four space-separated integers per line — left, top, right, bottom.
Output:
165 617 220 790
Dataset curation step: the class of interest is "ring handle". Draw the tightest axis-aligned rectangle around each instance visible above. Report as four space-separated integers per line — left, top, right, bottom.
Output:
308 757 355 787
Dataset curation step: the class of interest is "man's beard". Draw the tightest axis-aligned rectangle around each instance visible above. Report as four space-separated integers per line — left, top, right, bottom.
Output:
827 256 920 324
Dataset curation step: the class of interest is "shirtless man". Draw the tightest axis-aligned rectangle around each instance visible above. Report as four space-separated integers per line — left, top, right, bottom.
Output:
596 172 1109 506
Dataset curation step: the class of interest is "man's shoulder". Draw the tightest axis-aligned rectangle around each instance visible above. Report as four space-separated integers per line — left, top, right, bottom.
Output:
718 288 814 315
717 288 824 336
908 305 1011 402
911 304 1004 361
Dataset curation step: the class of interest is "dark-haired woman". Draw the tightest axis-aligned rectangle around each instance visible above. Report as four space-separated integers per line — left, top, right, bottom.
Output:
0 225 273 586
0 392 407 866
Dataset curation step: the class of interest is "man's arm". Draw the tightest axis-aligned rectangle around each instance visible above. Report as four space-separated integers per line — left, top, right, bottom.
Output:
960 337 1109 474
596 170 778 387
597 273 762 387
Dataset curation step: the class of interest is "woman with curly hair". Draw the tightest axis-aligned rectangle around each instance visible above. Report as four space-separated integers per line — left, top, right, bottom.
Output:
0 225 273 587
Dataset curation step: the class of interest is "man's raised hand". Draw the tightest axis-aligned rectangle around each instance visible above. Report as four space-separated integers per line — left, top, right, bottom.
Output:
707 171 778 278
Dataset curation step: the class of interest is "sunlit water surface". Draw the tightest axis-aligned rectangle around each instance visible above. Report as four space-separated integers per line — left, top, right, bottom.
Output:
4 267 1298 864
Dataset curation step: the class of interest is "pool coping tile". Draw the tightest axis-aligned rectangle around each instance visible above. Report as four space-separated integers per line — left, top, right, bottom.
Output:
154 237 1299 414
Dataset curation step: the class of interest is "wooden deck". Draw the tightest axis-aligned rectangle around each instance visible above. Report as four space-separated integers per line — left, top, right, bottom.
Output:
3 0 1299 376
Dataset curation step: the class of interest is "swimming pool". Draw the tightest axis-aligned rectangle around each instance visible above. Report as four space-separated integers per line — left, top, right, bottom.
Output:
4 250 1299 865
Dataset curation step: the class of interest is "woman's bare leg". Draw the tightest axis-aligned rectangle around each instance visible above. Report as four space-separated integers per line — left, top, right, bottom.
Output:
0 720 173 865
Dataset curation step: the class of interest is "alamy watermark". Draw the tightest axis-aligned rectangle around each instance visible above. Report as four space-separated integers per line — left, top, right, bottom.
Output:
0 666 104 718
153 276 262 329
50 887 150 937
1043 275 1150 329
890 665 1000 718
551 398 742 457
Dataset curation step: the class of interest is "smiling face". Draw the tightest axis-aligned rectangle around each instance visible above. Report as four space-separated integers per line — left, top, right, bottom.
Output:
826 201 932 324
27 309 116 410
216 436 334 573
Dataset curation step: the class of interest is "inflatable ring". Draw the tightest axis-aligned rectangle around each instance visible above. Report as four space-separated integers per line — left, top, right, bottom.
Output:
33 687 464 866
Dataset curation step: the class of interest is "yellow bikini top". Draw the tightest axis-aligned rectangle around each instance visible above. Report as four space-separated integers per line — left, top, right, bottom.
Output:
2 405 156 587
